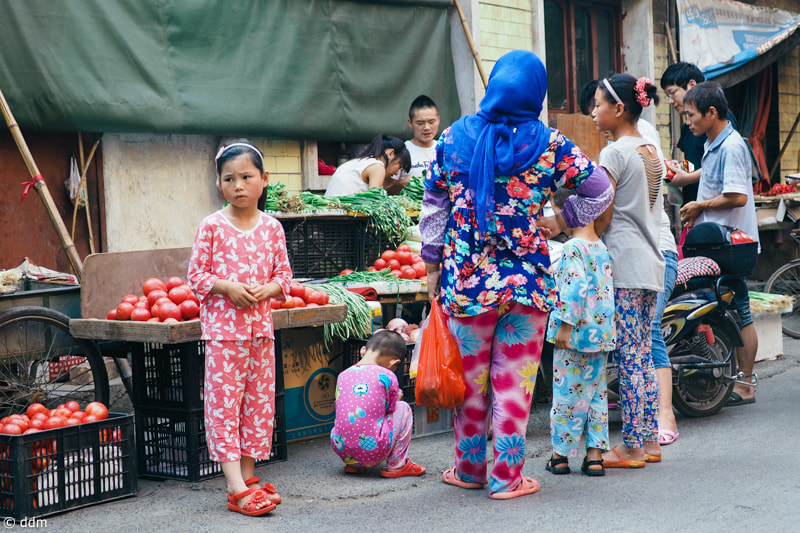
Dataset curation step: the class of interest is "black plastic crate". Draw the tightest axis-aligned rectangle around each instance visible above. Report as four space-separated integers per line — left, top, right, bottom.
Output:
0 413 137 520
130 340 285 411
280 217 366 278
136 394 287 482
344 339 415 407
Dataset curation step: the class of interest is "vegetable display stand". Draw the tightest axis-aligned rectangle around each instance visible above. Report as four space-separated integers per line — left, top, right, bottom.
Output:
272 213 368 278
0 413 137 520
135 394 287 482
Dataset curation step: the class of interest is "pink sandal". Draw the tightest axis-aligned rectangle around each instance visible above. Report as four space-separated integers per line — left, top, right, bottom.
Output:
441 467 483 489
489 476 540 500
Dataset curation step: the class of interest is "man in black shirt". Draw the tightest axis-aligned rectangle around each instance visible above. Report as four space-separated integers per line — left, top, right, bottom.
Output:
660 62 740 204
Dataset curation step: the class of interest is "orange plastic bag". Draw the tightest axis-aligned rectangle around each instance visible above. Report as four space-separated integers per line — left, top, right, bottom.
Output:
414 299 466 409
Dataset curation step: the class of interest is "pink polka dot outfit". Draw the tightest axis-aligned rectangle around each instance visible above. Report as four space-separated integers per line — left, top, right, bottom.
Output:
331 364 413 469
188 211 293 462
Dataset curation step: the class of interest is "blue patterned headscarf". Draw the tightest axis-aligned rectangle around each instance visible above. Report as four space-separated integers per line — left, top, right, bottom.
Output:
450 50 551 236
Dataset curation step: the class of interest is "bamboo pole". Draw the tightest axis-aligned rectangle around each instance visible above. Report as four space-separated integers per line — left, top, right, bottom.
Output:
768 110 800 181
453 0 488 89
0 87 83 281
73 132 101 254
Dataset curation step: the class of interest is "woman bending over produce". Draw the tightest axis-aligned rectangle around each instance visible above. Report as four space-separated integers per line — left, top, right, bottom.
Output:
325 135 411 197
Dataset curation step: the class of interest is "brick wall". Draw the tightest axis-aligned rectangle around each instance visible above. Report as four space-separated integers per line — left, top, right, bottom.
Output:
478 0 532 74
653 31 676 159
250 139 303 191
777 46 800 180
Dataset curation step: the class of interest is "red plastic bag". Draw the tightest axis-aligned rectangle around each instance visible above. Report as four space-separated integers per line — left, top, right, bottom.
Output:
414 299 466 409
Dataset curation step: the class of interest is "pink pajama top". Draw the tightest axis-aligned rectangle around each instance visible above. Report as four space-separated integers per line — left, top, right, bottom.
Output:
188 211 293 341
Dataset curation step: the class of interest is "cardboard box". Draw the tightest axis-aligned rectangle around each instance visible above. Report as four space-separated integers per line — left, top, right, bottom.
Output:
281 327 343 442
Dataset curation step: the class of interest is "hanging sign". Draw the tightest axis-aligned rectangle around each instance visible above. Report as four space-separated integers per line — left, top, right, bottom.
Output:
677 0 800 79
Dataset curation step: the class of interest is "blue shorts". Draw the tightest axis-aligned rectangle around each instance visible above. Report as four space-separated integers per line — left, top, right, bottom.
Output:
725 275 753 330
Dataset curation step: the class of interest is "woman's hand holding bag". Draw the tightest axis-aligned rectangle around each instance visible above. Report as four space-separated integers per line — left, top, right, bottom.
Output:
414 298 466 409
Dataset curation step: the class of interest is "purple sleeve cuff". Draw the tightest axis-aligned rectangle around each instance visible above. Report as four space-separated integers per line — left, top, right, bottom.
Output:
419 188 450 264
561 166 614 228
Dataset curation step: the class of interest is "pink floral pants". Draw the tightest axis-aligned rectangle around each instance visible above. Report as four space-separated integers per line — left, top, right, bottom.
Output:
204 337 276 462
446 301 547 494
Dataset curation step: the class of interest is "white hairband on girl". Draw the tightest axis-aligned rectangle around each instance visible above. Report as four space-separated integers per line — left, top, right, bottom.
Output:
602 79 623 106
215 142 264 165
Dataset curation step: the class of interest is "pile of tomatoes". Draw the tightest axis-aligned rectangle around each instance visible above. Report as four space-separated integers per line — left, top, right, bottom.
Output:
269 281 331 309
106 276 200 323
762 182 798 196
368 245 427 280
0 401 109 435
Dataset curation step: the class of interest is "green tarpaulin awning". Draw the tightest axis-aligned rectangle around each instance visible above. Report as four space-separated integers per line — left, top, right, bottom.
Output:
0 0 460 140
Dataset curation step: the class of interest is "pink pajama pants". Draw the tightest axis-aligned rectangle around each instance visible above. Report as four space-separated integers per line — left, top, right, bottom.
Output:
446 301 547 494
204 337 276 463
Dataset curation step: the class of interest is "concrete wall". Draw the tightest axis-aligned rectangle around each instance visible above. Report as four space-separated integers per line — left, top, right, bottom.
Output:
778 46 800 179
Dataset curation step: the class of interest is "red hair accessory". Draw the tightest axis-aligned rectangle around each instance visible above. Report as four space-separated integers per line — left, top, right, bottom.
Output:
635 77 652 107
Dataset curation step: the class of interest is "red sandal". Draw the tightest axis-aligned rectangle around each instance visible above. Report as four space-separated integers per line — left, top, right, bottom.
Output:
244 477 282 505
227 488 276 516
379 460 426 478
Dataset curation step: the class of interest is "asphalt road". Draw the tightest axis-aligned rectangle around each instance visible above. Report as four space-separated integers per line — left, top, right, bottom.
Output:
31 337 800 533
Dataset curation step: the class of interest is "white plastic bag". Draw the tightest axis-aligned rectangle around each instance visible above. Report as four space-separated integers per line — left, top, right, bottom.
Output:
408 313 429 378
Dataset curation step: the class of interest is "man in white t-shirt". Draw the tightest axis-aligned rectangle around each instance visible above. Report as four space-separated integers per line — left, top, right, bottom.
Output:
384 95 440 194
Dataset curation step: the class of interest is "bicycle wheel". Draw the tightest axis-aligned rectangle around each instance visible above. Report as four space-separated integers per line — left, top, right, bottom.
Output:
764 261 800 338
0 306 109 417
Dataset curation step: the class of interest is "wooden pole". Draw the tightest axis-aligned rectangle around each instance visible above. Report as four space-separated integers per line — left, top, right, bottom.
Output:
80 135 101 254
453 0 488 89
0 87 84 281
769 109 800 181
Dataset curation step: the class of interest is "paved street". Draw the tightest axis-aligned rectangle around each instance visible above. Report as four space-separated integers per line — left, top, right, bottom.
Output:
36 337 800 533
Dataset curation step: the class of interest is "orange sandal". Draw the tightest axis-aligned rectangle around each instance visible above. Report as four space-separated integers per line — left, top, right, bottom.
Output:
244 477 282 504
344 464 367 474
602 446 646 468
379 460 426 478
227 488 276 516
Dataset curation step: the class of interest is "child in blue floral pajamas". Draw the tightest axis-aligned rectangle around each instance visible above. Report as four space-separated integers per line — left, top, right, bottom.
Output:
331 330 425 478
546 188 616 476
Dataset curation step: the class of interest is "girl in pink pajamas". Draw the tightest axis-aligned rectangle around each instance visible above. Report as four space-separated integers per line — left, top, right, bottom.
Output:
188 140 293 517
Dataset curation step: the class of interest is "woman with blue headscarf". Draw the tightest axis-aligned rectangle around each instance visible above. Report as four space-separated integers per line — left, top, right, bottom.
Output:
420 50 614 499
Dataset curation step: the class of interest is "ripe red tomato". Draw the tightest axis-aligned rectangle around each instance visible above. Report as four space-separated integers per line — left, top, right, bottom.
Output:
83 414 99 424
388 259 401 271
116 302 135 321
65 418 81 426
2 424 22 435
390 269 402 278
23 428 42 435
163 317 179 324
270 298 282 310
400 266 417 279
158 301 182 322
179 299 200 320
147 317 160 322
396 244 411 253
166 276 184 291
307 290 329 306
147 289 168 307
70 411 86 422
107 308 118 320
367 266 377 272
85 402 109 421
381 250 396 261
168 286 190 305
411 254 424 264
374 258 388 270
304 286 315 301
134 301 149 309
27 403 48 419
44 417 66 430
55 408 73 419
292 296 306 308
31 413 48 423
280 298 295 309
121 294 139 305
142 277 167 296
131 307 151 322
306 303 319 307
8 417 28 432
339 269 354 276
65 400 80 413
29 418 45 430
412 262 427 278
396 250 413 265
289 281 306 299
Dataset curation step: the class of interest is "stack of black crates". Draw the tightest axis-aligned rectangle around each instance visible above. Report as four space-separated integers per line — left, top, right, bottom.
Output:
130 340 287 481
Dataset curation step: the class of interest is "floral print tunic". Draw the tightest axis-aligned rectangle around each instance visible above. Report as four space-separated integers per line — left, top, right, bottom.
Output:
422 126 597 317
188 211 293 341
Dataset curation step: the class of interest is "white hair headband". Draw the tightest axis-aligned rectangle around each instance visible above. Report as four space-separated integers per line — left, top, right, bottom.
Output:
602 78 623 105
215 142 264 165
